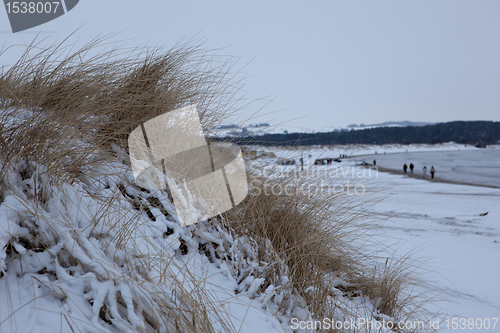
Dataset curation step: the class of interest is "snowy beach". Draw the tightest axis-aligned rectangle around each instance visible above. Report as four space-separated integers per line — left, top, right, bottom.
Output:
2 0 500 328
252 144 500 331
363 166 500 331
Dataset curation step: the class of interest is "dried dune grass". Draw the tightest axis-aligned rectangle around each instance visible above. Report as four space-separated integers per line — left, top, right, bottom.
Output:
224 173 369 314
0 37 249 333
0 37 246 182
223 166 434 329
0 37 433 332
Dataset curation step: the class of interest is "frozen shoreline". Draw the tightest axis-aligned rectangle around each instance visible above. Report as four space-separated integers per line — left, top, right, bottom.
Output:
257 143 500 188
355 149 500 188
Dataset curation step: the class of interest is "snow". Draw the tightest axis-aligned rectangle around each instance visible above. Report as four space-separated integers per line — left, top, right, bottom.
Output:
0 158 292 332
215 121 435 137
254 142 483 162
214 124 340 137
254 144 500 332
2 139 499 332
363 171 500 331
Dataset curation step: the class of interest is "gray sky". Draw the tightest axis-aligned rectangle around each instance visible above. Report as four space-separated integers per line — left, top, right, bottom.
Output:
2 0 499 128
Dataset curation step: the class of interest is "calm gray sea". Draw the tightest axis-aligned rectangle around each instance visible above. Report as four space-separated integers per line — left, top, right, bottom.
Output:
362 148 500 187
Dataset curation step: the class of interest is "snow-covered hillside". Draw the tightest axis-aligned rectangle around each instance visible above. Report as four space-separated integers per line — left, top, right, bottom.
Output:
0 143 413 333
0 157 293 332
214 121 435 137
3 135 499 332
1 40 480 332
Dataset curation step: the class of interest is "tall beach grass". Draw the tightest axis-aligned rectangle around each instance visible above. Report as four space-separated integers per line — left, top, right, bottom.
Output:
0 37 435 332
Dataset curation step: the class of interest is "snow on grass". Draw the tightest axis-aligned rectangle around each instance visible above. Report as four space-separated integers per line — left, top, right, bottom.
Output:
6 151 394 332
259 145 500 332
1 144 431 332
0 157 296 332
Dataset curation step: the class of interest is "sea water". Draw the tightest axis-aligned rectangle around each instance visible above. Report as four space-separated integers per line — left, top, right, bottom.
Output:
363 148 500 187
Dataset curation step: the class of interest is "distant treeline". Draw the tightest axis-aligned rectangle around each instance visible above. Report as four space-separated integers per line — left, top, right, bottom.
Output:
218 121 500 146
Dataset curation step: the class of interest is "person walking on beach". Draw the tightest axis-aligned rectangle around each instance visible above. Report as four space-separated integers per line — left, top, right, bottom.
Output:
430 166 436 179
409 163 414 173
422 166 427 178
373 160 376 166
403 164 408 173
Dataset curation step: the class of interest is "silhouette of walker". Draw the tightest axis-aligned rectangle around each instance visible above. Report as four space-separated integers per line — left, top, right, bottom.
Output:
430 166 436 179
409 163 414 173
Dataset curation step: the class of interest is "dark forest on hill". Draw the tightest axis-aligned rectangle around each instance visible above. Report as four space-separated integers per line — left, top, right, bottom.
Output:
220 121 500 147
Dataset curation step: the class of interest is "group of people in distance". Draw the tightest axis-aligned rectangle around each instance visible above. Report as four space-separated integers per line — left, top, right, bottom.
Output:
403 163 414 174
373 160 437 180
403 163 436 179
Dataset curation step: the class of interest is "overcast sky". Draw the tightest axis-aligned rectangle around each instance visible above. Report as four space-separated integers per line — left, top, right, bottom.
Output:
2 0 499 128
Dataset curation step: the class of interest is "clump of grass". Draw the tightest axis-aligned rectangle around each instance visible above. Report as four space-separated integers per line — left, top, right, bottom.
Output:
1 36 245 154
0 37 250 333
223 164 434 329
0 36 435 332
224 172 367 314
